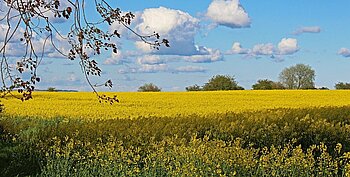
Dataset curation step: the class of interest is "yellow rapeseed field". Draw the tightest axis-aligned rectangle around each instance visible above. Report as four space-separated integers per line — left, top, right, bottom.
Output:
2 90 350 119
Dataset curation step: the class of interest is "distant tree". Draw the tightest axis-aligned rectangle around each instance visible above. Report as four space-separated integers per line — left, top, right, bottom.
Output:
235 86 245 90
186 84 202 91
252 79 274 90
138 83 161 92
203 75 243 91
318 87 329 90
252 79 286 90
47 87 57 92
279 64 315 89
335 82 350 90
271 82 286 90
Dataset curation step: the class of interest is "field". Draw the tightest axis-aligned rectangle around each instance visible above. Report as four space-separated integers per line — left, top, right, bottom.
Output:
2 90 350 119
1 91 350 176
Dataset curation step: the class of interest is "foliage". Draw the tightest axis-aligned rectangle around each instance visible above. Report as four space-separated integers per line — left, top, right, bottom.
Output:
252 79 284 90
318 86 330 90
185 84 202 91
271 81 285 90
252 79 274 90
137 83 161 92
0 0 169 103
279 64 315 89
252 79 286 90
203 75 243 91
335 82 350 90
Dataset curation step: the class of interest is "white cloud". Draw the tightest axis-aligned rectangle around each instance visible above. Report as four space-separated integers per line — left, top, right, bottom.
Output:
117 67 138 74
103 51 139 65
252 43 275 56
104 52 125 65
137 55 165 65
338 48 350 57
293 26 321 35
117 63 168 74
206 0 251 28
139 64 168 73
135 7 200 56
175 66 207 73
183 47 223 63
228 38 299 59
277 38 299 55
136 7 199 38
133 7 224 63
227 42 249 54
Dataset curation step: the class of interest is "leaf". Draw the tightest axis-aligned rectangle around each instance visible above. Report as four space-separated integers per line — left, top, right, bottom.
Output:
114 30 121 38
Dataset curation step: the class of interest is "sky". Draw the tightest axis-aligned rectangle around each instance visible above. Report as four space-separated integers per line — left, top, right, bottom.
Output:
1 0 350 91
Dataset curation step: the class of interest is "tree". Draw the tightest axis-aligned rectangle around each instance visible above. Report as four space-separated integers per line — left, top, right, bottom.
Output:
335 82 350 90
271 82 285 90
252 79 285 90
138 83 161 92
279 64 315 89
203 75 243 91
47 87 56 92
0 0 169 103
185 84 202 91
318 87 329 90
252 79 274 90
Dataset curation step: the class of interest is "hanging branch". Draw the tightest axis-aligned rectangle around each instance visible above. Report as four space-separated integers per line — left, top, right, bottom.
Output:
0 0 169 104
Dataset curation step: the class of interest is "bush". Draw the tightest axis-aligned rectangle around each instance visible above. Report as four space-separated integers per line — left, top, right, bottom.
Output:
185 84 202 91
138 83 161 92
252 79 285 90
203 75 243 91
47 87 56 92
335 82 350 90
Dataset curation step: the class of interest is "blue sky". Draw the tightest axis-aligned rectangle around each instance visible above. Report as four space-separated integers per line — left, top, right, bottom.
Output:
2 0 350 91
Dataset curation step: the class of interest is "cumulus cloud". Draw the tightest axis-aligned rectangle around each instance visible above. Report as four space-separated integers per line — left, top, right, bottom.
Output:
206 0 251 28
183 47 223 63
117 63 169 74
277 38 299 55
338 48 350 58
139 64 168 73
293 26 321 35
226 42 249 54
133 6 223 63
137 55 166 65
252 43 275 56
103 52 125 65
175 66 207 73
135 7 200 55
117 67 138 74
136 7 198 39
103 51 139 65
227 38 299 59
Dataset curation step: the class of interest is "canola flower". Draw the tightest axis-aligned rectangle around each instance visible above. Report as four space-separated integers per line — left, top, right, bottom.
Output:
2 90 350 119
2 90 350 176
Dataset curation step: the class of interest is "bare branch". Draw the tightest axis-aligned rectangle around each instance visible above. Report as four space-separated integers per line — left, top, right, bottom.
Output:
0 0 170 103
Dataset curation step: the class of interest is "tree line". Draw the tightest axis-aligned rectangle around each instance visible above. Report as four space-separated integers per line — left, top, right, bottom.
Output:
138 64 350 92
